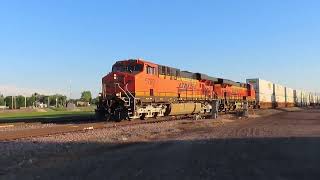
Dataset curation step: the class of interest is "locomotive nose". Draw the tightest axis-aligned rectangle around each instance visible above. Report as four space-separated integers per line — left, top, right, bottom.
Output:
103 72 135 96
111 73 124 84
111 72 134 85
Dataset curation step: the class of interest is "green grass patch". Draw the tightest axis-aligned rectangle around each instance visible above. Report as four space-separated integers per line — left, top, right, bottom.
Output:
0 110 94 120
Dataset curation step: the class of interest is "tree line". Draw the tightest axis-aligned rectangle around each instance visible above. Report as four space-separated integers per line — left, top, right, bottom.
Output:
0 93 67 109
0 91 98 109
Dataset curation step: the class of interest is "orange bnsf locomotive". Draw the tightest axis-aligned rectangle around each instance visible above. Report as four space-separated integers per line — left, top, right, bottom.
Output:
96 59 257 121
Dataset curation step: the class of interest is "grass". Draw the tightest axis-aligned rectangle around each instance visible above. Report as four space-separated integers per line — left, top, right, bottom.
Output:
0 111 94 120
0 107 96 122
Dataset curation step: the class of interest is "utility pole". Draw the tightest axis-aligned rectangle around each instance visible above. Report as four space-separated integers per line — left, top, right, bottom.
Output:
14 96 16 109
48 97 50 108
25 96 27 108
11 96 13 109
69 80 72 102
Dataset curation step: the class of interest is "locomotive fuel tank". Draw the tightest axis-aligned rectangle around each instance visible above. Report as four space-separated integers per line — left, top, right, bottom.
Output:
169 103 202 116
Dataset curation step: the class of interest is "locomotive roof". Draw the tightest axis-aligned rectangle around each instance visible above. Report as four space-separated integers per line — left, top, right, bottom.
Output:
115 59 151 65
116 59 250 86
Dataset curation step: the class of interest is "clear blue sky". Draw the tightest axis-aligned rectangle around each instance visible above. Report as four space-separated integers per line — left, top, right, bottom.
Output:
1 0 319 98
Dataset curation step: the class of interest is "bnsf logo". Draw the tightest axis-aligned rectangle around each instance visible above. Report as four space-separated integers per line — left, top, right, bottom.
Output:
179 83 194 90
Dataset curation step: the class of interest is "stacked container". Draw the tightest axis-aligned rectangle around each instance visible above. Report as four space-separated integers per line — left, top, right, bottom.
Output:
247 78 319 108
285 87 295 107
310 93 314 106
310 92 318 106
301 91 309 106
294 90 302 107
273 84 286 108
306 92 311 106
301 91 305 106
246 78 274 108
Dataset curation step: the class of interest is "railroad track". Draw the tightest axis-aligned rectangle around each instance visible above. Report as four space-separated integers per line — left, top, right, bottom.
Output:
0 115 198 141
0 110 251 141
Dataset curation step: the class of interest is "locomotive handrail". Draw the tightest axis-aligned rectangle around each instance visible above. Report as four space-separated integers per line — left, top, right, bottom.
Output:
115 83 131 106
125 83 137 112
125 83 135 99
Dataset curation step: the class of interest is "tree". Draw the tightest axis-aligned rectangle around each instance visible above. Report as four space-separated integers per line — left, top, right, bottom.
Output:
81 91 92 103
58 95 67 107
5 96 13 109
46 94 67 107
43 96 50 106
16 96 25 109
27 95 36 107
91 96 99 105
0 94 5 106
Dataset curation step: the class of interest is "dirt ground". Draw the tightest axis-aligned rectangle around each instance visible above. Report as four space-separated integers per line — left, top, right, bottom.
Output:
1 108 320 180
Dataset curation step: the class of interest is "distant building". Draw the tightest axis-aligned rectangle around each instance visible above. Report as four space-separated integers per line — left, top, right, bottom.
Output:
35 102 48 108
67 102 76 110
0 106 8 110
76 101 90 107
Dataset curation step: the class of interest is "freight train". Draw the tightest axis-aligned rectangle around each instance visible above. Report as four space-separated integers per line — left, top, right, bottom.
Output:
96 59 320 121
96 59 257 121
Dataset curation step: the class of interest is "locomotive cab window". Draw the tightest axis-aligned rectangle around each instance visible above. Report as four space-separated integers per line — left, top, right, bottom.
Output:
158 65 167 75
166 67 171 76
146 65 156 75
112 64 143 73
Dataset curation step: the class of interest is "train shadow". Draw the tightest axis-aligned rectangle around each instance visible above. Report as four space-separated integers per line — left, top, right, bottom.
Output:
1 137 320 180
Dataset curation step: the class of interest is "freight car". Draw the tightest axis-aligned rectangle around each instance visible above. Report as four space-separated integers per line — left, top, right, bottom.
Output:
246 78 320 108
96 59 257 121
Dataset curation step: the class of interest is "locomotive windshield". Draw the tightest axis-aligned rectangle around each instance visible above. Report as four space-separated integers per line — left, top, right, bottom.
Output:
112 63 143 73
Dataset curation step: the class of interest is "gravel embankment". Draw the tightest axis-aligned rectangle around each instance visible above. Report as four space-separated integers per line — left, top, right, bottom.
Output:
0 123 56 132
1 108 320 180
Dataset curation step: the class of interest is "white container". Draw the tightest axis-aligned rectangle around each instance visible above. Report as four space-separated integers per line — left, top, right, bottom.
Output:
247 78 274 103
310 93 317 104
273 84 286 103
294 90 302 106
306 92 311 105
302 91 310 106
309 93 314 104
247 79 274 95
301 91 306 106
285 87 294 103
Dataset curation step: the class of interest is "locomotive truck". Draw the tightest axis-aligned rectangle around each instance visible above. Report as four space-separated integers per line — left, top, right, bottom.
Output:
95 59 257 121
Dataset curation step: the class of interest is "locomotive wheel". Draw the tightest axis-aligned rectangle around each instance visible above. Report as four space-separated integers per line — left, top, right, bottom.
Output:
95 109 110 121
140 113 146 120
105 114 111 121
95 111 105 121
153 112 158 118
112 108 129 122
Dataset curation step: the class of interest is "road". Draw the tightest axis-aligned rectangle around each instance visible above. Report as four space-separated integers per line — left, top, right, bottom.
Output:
1 108 320 180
